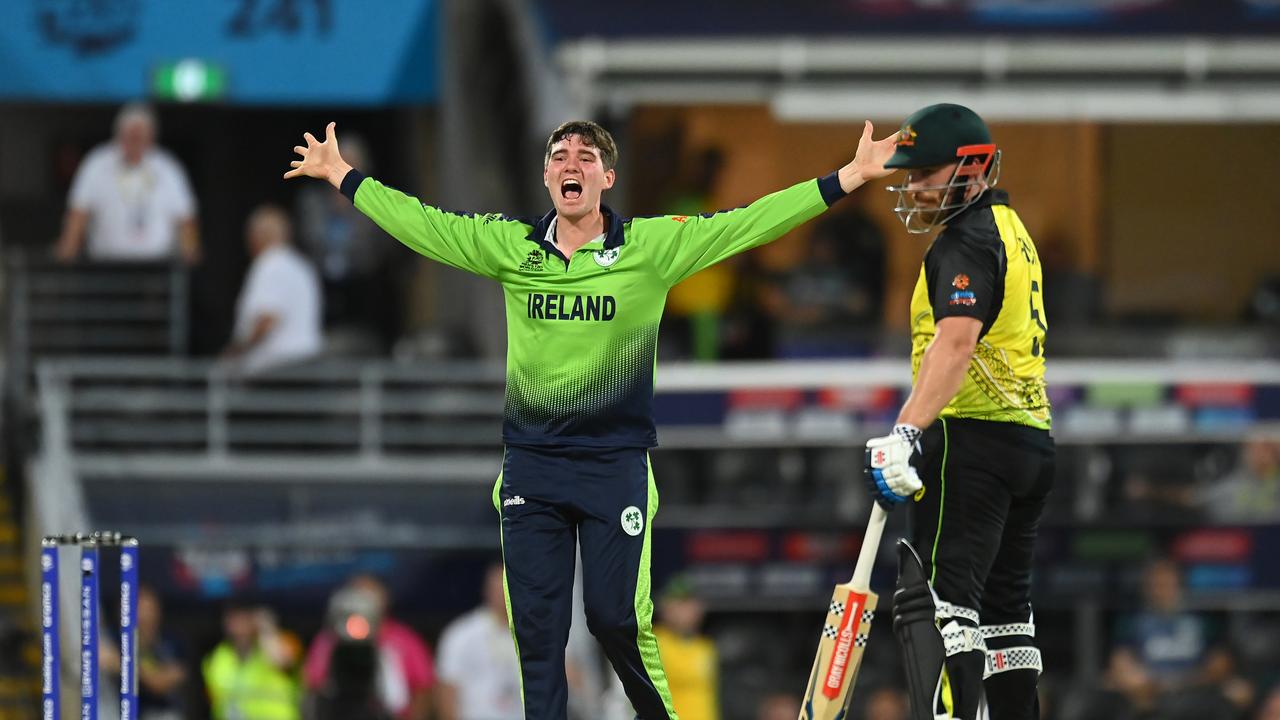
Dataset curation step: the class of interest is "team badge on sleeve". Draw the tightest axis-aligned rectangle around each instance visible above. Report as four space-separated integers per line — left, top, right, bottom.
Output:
950 274 976 306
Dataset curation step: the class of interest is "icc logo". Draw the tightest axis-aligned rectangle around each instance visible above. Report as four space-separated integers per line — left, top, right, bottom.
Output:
41 555 53 572
36 0 141 55
121 554 133 571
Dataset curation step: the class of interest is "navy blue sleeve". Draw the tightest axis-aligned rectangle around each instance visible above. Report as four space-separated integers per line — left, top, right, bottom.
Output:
339 168 367 203
817 172 849 206
924 232 1002 323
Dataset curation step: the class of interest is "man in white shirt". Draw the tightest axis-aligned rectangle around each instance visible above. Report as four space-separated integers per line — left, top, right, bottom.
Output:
436 563 524 720
55 103 200 263
224 205 323 375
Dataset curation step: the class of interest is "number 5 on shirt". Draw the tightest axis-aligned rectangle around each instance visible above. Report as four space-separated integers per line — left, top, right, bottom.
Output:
1029 280 1046 357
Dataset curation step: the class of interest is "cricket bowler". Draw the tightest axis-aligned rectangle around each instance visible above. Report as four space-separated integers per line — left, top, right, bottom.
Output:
863 103 1054 720
286 119 900 719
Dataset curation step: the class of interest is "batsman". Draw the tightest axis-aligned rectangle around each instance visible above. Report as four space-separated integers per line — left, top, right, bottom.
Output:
864 104 1054 720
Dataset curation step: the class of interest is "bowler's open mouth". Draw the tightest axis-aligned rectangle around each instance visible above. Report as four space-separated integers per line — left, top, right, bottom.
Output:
561 179 582 200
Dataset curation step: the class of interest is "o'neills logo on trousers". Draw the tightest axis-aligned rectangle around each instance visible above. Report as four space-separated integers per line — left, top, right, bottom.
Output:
528 293 616 321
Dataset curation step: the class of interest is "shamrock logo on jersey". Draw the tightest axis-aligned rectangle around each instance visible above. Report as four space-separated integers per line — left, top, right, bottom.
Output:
594 247 621 267
621 506 644 536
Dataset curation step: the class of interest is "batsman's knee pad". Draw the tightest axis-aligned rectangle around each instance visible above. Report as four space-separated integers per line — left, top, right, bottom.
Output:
937 601 986 660
930 603 985 720
980 620 1041 677
981 620 1041 720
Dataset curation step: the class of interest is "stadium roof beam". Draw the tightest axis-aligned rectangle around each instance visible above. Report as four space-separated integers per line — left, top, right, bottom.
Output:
557 36 1280 121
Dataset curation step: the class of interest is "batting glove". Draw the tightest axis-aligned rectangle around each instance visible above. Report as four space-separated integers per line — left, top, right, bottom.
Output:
864 424 924 510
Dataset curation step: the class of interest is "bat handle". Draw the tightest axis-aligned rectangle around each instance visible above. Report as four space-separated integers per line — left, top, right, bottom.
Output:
851 504 888 589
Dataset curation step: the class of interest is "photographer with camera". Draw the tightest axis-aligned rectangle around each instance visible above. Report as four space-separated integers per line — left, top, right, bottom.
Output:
304 575 435 720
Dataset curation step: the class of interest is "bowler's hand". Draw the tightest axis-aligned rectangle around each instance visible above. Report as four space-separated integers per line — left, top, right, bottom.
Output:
839 121 901 193
284 121 353 189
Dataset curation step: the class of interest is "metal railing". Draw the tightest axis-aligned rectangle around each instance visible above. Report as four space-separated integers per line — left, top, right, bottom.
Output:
4 252 190 516
5 253 188 368
39 358 506 460
29 356 1280 541
31 358 512 550
33 356 1280 465
23 355 1280 555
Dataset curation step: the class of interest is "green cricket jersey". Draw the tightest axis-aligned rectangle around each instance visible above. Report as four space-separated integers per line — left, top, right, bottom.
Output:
341 169 849 447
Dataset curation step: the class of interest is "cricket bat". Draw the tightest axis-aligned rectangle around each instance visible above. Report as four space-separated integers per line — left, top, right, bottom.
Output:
798 504 888 720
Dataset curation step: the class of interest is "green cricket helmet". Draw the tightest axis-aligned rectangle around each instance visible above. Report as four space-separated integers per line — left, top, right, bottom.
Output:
885 103 1001 234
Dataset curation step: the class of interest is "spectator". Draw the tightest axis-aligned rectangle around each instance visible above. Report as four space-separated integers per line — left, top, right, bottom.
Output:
202 599 300 720
660 147 734 361
1084 558 1252 719
1040 240 1102 329
863 685 908 720
755 691 800 720
565 557 605 720
436 563 522 720
1200 434 1280 522
1120 447 1205 523
223 205 323 375
759 200 885 358
1245 274 1280 326
718 253 776 360
304 575 435 720
55 102 199 264
1258 686 1280 720
295 134 405 353
136 586 187 720
653 575 719 720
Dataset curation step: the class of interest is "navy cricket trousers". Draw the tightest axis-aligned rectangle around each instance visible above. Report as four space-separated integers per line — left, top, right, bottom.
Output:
492 445 677 720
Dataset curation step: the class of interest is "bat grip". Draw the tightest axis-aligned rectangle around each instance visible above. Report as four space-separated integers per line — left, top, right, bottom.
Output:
851 504 887 588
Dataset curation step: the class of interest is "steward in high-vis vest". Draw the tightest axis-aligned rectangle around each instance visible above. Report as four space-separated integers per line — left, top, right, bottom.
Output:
203 601 300 720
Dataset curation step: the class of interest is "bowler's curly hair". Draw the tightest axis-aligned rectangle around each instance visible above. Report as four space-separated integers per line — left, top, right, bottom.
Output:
544 120 618 171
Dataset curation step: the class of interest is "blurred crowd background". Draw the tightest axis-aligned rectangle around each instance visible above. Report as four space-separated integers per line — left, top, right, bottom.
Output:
2 0 1280 719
